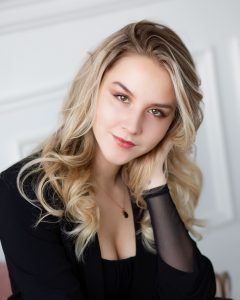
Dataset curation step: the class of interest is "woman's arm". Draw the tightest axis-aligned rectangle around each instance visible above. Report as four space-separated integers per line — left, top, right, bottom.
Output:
143 184 195 272
143 185 216 299
142 141 216 299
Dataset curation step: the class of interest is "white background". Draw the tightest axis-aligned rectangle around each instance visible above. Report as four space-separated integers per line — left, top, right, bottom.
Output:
0 0 239 298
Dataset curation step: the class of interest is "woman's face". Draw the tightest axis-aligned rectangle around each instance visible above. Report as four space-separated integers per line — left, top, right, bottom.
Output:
92 54 176 166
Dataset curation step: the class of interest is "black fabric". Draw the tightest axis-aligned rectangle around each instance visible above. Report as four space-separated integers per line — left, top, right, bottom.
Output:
143 184 195 273
143 185 217 299
0 160 87 300
0 157 216 300
101 256 135 300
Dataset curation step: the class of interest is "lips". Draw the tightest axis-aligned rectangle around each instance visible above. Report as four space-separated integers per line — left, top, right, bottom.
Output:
112 134 136 148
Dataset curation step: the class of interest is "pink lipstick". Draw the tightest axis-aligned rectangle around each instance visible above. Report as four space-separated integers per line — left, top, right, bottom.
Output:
112 135 136 149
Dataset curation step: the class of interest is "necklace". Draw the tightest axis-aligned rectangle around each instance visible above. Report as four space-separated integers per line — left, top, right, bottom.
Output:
97 183 129 218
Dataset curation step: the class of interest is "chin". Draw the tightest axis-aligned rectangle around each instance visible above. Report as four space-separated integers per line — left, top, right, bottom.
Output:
106 156 131 166
101 150 134 166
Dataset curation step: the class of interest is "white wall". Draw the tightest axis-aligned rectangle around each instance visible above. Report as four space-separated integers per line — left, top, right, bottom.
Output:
0 0 239 298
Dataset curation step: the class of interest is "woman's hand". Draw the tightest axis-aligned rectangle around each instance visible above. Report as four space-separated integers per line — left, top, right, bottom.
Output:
145 140 173 190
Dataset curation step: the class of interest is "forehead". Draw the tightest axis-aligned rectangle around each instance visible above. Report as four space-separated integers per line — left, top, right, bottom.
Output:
102 54 176 104
107 54 162 75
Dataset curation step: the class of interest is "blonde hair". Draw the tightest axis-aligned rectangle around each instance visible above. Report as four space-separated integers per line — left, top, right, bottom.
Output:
17 20 204 261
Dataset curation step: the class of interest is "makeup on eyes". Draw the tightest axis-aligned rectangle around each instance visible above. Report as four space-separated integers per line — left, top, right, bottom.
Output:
112 81 134 97
111 92 171 119
148 108 166 118
114 94 129 103
111 81 175 110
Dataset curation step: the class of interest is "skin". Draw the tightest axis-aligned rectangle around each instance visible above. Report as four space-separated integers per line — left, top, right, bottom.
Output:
92 53 176 192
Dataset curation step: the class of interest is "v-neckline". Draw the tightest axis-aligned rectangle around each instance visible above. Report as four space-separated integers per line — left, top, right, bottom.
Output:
81 196 154 300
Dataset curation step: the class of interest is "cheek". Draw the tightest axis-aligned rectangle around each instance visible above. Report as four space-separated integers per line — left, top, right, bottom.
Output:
95 97 117 124
145 121 172 148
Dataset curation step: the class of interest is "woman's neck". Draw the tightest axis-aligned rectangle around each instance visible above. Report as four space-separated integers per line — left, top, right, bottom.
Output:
92 152 123 189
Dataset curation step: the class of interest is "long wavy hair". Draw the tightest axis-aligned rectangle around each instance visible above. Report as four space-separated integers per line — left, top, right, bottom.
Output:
17 20 204 262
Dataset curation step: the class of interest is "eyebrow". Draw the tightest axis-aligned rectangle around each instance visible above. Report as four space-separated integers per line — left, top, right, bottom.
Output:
112 81 134 97
112 81 175 110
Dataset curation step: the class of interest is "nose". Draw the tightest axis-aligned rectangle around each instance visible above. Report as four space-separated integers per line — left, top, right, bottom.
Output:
122 110 143 135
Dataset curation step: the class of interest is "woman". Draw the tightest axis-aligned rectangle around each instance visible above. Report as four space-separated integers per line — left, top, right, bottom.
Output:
0 20 216 299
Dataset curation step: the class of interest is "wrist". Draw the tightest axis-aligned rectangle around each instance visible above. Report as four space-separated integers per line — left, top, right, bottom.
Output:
142 184 169 199
145 176 167 190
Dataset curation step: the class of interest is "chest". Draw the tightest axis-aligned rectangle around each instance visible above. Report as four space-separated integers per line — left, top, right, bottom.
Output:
60 205 157 300
97 200 136 260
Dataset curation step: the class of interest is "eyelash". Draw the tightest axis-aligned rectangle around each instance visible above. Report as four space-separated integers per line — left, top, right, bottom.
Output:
114 94 129 102
113 93 166 118
148 108 166 118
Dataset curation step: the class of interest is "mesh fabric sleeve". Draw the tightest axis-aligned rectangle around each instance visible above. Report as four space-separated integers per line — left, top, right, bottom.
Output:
143 184 216 299
143 184 194 272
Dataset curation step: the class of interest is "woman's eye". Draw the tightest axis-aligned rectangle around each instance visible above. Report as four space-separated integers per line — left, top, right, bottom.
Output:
149 108 165 118
115 94 129 102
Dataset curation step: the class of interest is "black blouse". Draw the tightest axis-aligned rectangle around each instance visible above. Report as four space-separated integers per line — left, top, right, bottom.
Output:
101 184 201 298
0 157 217 299
101 256 135 299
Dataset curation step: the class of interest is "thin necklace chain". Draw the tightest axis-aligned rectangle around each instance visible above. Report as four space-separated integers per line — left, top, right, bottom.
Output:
97 183 129 218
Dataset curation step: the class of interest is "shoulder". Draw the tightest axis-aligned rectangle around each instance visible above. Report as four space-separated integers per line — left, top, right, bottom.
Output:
0 152 42 204
0 152 39 206
1 153 30 188
0 152 60 236
0 152 40 189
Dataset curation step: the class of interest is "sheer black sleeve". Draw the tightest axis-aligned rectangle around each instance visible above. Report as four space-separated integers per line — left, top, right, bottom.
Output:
143 184 216 299
143 184 194 272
